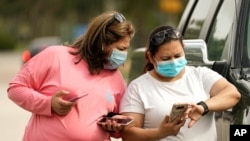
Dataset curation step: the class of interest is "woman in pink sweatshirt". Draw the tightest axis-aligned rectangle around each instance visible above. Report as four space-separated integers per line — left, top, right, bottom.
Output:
7 11 135 141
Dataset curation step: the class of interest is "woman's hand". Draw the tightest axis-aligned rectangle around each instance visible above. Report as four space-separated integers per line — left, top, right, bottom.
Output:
156 115 186 139
187 104 203 128
97 115 133 133
51 90 75 116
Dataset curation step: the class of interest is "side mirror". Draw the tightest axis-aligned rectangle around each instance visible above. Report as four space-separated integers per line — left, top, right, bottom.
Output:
183 39 214 67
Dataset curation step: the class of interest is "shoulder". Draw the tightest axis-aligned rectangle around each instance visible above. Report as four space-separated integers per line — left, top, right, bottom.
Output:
185 66 222 81
41 45 74 56
38 46 77 62
186 66 216 74
127 73 150 88
24 46 75 68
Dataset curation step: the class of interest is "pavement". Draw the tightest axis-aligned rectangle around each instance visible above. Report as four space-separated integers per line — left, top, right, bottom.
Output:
0 51 121 141
0 51 31 141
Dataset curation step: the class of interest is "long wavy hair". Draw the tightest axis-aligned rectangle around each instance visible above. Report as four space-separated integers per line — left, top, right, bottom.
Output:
69 11 135 74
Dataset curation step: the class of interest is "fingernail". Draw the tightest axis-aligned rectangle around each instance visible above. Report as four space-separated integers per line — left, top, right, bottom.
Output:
62 90 70 94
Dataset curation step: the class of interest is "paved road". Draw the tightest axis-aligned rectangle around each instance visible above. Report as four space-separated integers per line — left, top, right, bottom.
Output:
0 51 31 141
0 51 121 141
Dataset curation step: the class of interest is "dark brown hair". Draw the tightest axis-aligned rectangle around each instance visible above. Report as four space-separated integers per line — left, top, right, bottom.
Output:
143 25 184 72
69 11 135 74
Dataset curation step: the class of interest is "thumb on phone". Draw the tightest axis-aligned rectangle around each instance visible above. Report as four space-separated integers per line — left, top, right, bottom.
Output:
55 90 70 97
54 90 71 100
163 115 170 123
51 90 73 116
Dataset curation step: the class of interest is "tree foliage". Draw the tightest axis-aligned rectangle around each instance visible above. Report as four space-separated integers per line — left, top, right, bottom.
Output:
0 0 187 49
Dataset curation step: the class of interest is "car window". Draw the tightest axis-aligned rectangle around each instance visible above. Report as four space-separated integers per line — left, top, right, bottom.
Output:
206 0 235 61
183 0 213 39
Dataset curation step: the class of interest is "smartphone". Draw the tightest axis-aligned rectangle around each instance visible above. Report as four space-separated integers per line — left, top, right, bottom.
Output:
63 93 88 102
97 117 134 126
169 103 188 122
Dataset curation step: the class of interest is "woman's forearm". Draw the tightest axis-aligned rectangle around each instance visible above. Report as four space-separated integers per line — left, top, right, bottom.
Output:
122 127 161 141
207 84 241 112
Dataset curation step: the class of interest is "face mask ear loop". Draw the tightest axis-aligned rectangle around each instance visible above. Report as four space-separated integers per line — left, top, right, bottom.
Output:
153 57 157 63
102 45 104 51
153 56 159 69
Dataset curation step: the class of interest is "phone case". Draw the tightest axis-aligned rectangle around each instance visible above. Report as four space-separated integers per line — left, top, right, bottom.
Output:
68 93 88 102
62 93 88 102
169 103 188 122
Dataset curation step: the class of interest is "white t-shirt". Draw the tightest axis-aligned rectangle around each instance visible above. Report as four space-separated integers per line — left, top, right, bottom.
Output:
120 66 222 141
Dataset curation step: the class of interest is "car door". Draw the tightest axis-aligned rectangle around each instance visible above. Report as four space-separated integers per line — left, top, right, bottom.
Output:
178 0 250 141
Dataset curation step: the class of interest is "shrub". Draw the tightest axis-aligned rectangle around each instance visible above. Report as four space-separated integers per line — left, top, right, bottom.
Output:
0 32 16 51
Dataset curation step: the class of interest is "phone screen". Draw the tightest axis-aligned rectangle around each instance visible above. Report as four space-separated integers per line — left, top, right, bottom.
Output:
98 117 134 125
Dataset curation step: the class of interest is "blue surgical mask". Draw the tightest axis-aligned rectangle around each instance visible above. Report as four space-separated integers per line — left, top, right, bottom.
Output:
156 56 187 77
104 49 127 70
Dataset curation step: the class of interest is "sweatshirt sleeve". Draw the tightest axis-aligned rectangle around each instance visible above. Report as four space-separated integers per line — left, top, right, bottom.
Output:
7 46 60 116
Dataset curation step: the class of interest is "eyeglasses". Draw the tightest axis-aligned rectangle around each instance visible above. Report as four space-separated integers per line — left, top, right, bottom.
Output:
108 13 126 26
150 29 182 46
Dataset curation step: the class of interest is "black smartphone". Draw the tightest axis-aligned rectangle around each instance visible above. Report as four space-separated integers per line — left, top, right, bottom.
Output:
97 117 134 126
169 103 188 122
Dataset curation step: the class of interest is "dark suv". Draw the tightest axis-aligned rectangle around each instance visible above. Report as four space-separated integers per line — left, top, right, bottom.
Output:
128 0 250 140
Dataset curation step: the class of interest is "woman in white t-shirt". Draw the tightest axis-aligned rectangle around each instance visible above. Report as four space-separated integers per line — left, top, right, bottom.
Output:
119 25 241 141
